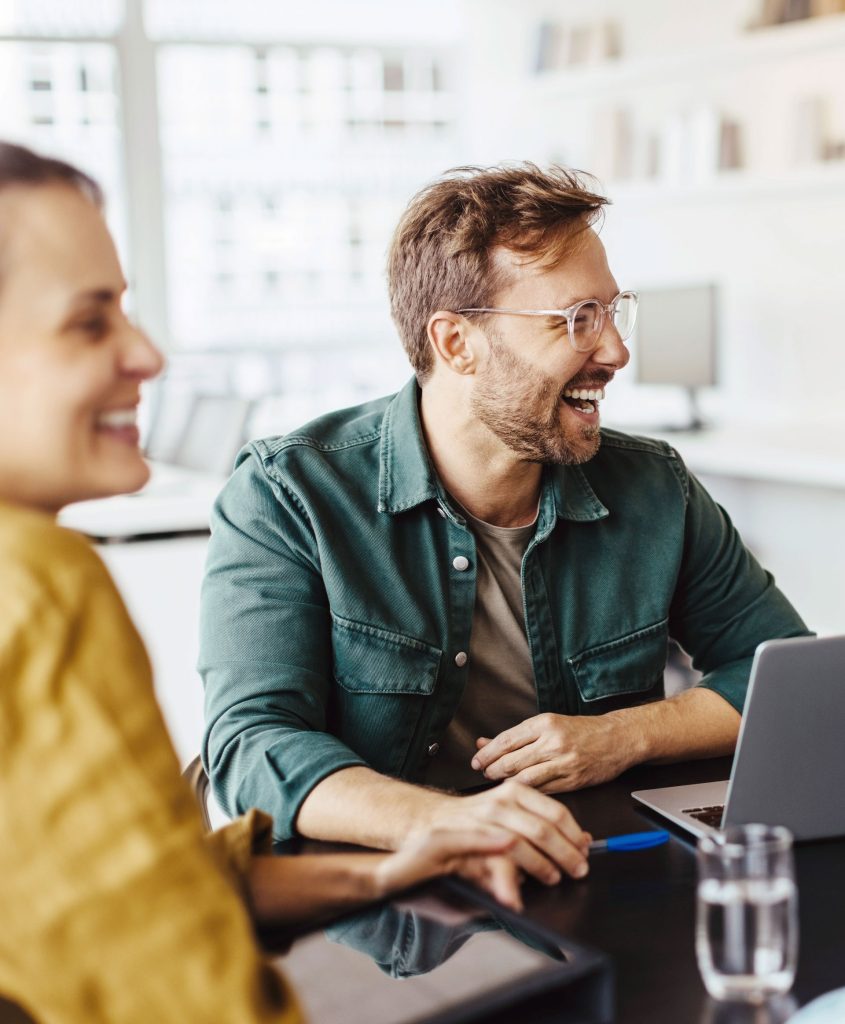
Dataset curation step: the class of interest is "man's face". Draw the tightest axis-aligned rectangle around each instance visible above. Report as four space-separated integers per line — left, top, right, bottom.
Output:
468 229 630 465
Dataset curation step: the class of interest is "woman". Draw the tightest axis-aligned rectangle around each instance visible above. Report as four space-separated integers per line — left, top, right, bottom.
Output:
0 142 523 1023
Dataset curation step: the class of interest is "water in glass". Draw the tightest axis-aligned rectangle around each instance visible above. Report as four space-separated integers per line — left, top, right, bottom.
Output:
697 874 797 1001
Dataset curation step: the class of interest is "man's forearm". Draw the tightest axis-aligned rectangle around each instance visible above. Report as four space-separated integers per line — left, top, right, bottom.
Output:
295 763 593 887
613 686 741 765
295 765 459 849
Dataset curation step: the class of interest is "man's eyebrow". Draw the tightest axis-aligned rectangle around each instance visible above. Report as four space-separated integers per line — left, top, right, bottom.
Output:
549 290 621 310
547 298 580 312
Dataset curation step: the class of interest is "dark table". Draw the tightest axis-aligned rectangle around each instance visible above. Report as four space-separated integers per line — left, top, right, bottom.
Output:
517 756 845 1023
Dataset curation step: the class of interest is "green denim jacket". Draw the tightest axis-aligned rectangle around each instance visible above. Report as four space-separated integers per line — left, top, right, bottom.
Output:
199 378 809 839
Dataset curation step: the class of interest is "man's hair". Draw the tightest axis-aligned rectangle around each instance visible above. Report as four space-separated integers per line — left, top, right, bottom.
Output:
387 162 609 383
0 141 103 290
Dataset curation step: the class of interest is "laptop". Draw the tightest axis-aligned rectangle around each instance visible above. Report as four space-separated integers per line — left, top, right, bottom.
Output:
632 634 845 840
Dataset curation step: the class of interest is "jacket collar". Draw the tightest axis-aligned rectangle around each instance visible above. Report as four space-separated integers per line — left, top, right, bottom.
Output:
378 377 609 525
377 378 440 514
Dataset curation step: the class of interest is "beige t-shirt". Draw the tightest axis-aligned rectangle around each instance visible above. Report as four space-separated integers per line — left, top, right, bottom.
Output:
426 507 539 791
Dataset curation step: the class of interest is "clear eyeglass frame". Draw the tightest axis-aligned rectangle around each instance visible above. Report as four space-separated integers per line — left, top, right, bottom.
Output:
456 289 638 353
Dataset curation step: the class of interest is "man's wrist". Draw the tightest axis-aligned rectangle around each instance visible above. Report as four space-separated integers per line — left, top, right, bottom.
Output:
606 704 655 767
410 787 464 834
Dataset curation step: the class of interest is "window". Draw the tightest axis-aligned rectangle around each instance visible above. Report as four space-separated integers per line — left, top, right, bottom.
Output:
0 2 128 265
156 40 458 350
1 0 466 415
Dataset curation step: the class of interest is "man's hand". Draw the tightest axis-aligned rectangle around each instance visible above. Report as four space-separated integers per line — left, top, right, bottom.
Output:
376 827 523 910
428 779 591 886
471 712 639 793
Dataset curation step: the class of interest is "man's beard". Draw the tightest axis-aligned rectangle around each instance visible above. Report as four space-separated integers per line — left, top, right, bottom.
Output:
469 338 602 465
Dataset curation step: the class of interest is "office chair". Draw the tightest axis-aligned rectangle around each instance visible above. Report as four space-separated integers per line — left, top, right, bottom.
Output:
173 394 255 475
145 383 254 475
182 754 213 833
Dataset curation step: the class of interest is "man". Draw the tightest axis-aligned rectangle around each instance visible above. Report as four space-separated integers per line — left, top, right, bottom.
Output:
200 164 808 888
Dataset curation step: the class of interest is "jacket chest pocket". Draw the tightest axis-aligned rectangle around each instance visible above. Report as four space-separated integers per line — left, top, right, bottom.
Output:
330 614 442 776
566 619 669 711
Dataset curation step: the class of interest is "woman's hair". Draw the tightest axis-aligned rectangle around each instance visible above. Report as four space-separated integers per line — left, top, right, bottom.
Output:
387 162 608 384
0 141 103 289
0 141 102 203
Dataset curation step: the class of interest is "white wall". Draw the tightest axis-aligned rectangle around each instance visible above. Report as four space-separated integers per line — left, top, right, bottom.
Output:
462 0 845 427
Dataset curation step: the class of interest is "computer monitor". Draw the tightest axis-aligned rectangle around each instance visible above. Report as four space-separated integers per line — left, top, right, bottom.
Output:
633 284 717 430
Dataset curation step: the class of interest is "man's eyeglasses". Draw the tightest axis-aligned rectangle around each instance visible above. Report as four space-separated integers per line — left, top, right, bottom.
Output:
457 290 638 354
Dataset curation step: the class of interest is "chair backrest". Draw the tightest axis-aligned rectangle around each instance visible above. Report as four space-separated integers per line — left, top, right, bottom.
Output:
173 395 254 475
182 754 213 833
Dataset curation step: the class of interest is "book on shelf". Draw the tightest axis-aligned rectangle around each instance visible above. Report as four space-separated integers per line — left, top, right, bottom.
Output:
749 0 844 26
532 19 622 72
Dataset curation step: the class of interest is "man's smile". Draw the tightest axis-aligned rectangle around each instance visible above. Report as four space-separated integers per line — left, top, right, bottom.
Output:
560 375 612 420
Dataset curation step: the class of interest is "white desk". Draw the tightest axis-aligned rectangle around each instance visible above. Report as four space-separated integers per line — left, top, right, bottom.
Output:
58 462 225 541
643 425 845 491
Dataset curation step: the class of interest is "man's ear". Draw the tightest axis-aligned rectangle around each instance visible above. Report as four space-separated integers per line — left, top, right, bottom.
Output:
427 311 477 375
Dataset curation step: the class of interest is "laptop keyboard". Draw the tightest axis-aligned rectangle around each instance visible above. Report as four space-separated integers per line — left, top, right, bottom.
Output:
683 804 724 828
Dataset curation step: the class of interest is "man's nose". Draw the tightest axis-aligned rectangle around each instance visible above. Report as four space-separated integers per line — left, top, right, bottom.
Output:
592 319 630 371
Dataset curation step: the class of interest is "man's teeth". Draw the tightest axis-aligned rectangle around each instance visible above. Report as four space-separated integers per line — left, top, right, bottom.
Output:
96 409 137 428
563 387 605 401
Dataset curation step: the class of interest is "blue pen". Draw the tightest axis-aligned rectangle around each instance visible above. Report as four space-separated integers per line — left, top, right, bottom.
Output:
589 829 669 853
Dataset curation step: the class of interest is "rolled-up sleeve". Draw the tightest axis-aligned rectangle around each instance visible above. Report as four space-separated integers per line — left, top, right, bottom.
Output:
200 448 367 839
669 465 812 712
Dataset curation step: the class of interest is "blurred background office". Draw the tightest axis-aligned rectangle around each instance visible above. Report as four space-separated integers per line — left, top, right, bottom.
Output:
3 0 843 759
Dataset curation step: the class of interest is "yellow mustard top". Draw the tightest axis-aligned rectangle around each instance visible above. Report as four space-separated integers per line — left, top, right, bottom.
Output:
0 501 301 1024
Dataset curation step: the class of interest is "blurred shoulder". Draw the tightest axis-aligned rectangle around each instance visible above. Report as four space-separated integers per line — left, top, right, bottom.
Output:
0 502 113 613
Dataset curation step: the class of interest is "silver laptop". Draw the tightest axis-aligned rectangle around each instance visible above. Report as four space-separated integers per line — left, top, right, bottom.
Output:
632 635 845 840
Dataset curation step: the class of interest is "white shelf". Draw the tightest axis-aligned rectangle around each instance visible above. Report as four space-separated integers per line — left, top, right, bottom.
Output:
529 14 845 98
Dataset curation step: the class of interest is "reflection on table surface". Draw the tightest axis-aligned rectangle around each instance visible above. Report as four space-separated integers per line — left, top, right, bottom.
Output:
274 883 611 1024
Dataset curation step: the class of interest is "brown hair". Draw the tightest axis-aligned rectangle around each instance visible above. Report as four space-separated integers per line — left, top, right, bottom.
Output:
387 163 609 383
0 141 103 289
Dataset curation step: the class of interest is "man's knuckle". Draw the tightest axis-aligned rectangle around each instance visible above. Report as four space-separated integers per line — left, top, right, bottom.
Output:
525 818 551 845
551 803 571 827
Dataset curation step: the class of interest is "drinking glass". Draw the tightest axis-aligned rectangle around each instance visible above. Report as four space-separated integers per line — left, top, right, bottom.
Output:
696 824 798 1003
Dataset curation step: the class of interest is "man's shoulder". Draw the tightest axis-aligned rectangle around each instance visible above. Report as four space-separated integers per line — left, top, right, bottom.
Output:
249 392 394 468
597 427 680 461
588 428 689 497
